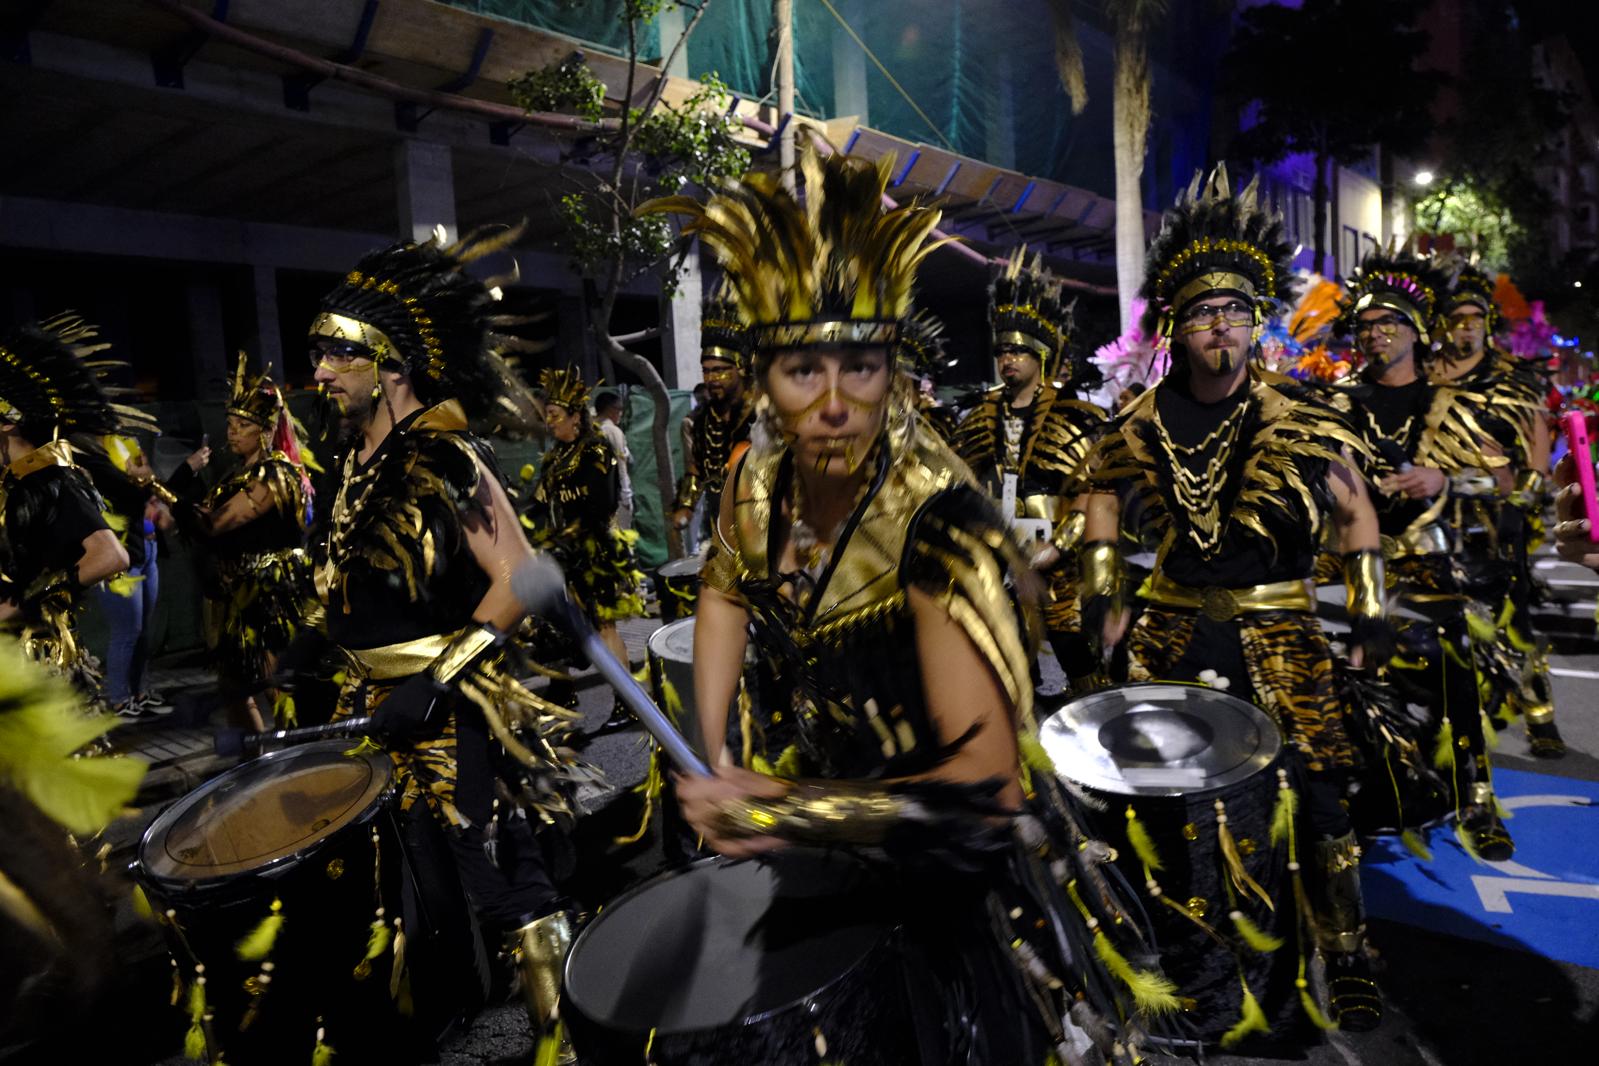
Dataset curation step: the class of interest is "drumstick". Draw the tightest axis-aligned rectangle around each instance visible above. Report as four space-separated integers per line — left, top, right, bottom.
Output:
214 717 375 758
511 553 713 777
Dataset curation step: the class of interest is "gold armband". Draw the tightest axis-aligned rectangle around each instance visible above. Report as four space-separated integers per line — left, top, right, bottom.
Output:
1510 468 1549 510
1341 549 1386 622
712 781 909 846
1079 540 1124 611
673 470 701 512
428 624 504 687
1051 509 1088 555
1448 468 1500 499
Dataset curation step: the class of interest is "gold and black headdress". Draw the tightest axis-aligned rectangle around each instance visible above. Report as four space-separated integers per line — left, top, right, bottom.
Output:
0 313 154 439
1338 243 1450 345
538 367 591 413
1445 261 1502 335
990 248 1075 380
1139 166 1297 336
310 225 542 429
225 351 286 428
638 149 946 363
699 282 750 371
897 308 956 380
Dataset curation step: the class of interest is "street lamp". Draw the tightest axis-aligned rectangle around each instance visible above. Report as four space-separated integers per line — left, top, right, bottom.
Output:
1413 169 1435 187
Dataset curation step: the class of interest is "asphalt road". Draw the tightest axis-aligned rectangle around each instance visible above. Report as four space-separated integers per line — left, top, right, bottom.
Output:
49 548 1599 1066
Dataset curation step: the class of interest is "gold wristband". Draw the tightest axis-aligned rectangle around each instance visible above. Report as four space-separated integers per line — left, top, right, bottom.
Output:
673 470 701 512
428 624 503 687
1511 468 1549 509
1079 540 1123 608
712 781 908 846
1342 549 1386 621
1448 468 1500 499
1051 509 1088 555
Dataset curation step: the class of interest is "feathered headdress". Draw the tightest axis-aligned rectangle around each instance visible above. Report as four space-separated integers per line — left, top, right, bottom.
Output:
896 308 956 380
1139 166 1297 337
638 149 947 360
990 247 1076 381
538 367 591 413
311 225 543 432
0 314 155 439
226 351 286 428
1338 242 1450 345
699 281 750 371
1445 261 1503 335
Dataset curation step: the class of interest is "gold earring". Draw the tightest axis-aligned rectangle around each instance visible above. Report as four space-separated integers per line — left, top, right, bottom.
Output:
370 364 382 400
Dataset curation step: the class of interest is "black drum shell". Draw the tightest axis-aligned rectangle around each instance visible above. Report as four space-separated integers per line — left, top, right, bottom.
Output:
654 555 703 623
562 851 918 1065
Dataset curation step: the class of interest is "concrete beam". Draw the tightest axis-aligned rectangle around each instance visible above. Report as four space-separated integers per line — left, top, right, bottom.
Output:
659 251 703 390
395 138 457 244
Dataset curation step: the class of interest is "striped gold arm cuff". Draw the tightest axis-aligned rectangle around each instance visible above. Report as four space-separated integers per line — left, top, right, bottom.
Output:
1341 549 1386 622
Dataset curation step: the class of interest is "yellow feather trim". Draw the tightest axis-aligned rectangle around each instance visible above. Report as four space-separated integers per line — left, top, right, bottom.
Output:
1432 716 1455 771
1220 980 1271 1048
1230 910 1284 953
236 897 285 960
1401 829 1433 862
1124 805 1164 872
1269 784 1299 848
1092 929 1181 1014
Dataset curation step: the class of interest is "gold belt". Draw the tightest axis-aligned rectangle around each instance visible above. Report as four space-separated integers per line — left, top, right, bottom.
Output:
339 629 460 681
1016 493 1063 523
1143 572 1315 621
1382 521 1451 558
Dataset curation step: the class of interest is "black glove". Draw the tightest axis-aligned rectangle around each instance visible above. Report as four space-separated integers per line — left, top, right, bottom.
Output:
371 673 451 746
1349 614 1398 668
270 628 331 691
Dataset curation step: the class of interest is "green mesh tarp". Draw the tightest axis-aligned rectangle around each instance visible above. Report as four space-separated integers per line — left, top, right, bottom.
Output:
621 386 694 570
448 0 1220 207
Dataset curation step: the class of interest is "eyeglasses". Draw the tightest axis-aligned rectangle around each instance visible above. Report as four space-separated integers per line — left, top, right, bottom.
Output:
308 343 377 374
1354 315 1406 338
1177 300 1254 331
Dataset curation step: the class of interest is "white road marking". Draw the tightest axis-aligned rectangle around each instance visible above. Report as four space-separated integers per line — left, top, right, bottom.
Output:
1551 667 1599 680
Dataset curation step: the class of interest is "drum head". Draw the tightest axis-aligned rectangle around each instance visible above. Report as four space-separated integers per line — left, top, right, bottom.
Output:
657 551 706 580
1040 683 1282 797
565 851 892 1035
647 617 696 665
138 740 391 889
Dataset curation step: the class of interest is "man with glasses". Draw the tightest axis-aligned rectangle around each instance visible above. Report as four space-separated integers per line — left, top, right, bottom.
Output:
951 248 1105 693
1079 169 1393 1030
1331 247 1529 864
671 284 753 548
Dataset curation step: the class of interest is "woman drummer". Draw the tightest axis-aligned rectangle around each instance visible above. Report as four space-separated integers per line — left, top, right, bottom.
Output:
170 355 315 731
644 151 1175 1065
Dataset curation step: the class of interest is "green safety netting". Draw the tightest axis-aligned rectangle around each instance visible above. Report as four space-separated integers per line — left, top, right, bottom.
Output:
447 0 1218 206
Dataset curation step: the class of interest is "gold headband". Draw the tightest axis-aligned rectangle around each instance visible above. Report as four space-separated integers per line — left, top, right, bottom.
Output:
754 319 898 351
1171 271 1257 316
700 346 745 366
309 312 400 363
994 331 1053 361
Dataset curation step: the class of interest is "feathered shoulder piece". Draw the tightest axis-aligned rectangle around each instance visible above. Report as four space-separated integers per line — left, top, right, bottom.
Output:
639 149 947 359
1338 242 1450 344
700 281 750 371
312 225 543 433
0 314 154 440
1445 260 1502 333
991 248 1076 381
1139 166 1297 337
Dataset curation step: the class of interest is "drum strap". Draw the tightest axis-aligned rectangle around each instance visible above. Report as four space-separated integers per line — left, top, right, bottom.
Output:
340 630 462 681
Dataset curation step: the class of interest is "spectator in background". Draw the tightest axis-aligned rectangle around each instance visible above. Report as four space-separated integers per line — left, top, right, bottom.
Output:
1554 451 1599 572
691 382 707 412
594 389 633 530
1115 381 1146 412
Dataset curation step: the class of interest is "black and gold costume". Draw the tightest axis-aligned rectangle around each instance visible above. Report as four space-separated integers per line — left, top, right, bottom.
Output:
1435 264 1558 754
674 287 754 535
0 315 151 696
647 148 1179 1066
951 252 1104 687
526 369 645 626
303 230 581 1060
1331 246 1527 862
897 308 960 443
1085 168 1390 1033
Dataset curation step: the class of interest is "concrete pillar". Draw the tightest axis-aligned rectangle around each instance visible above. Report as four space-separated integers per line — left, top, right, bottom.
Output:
985 51 1016 170
659 250 703 389
656 4 690 77
186 278 229 403
394 139 457 244
831 0 868 123
251 264 284 373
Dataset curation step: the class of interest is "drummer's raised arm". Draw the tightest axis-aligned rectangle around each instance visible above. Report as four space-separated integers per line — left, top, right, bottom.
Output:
460 453 540 632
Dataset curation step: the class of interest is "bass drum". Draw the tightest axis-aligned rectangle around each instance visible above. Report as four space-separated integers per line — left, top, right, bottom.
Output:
135 741 467 1065
1041 683 1307 1049
655 551 706 622
563 850 915 1065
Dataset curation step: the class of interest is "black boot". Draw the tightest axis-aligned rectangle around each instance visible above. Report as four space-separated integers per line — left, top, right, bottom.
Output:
1313 832 1384 1032
590 697 637 737
1459 777 1515 861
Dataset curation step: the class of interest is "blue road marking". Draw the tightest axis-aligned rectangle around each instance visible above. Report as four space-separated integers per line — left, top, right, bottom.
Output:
1362 767 1599 970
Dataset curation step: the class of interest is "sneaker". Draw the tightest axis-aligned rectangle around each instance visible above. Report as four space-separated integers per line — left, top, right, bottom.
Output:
113 699 148 719
135 691 174 716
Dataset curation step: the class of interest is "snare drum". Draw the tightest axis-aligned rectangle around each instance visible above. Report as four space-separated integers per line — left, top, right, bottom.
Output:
563 850 915 1065
655 551 706 622
1041 683 1305 1046
136 741 415 1064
